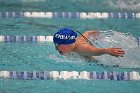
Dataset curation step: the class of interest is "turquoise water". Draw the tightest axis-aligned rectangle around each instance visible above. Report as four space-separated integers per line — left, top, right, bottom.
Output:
0 0 140 12
0 0 140 93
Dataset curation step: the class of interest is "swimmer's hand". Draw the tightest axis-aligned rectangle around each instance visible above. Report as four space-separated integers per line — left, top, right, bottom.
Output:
104 48 125 57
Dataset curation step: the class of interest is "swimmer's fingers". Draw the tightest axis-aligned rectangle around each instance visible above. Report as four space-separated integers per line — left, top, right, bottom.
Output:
112 48 125 54
106 48 125 57
114 49 125 57
115 49 125 53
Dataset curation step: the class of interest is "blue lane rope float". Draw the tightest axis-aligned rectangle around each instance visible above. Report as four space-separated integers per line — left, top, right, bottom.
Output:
0 12 140 19
0 71 140 80
0 35 140 45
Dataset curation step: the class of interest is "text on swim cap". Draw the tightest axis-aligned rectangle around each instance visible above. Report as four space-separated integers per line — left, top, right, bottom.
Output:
55 34 76 40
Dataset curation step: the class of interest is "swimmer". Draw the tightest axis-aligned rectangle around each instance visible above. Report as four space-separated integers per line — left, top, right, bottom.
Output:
53 28 125 60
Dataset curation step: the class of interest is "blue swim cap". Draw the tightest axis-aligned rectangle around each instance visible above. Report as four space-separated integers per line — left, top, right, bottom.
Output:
53 28 77 45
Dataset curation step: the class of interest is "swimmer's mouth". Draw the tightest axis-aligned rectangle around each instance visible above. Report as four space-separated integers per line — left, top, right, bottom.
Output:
59 51 63 55
59 51 68 55
58 51 63 55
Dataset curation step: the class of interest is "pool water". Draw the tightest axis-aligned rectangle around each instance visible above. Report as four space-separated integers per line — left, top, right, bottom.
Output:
0 0 140 12
0 0 140 93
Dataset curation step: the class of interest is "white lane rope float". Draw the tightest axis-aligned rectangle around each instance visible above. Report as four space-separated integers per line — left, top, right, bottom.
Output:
0 35 139 45
0 71 140 80
0 12 140 19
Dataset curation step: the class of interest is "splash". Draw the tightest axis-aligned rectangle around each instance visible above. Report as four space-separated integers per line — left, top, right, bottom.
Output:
95 30 140 68
49 53 88 63
93 30 138 48
107 0 140 11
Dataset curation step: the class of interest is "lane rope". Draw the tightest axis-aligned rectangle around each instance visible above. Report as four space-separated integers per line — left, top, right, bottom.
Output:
0 35 139 45
0 71 139 80
0 12 140 19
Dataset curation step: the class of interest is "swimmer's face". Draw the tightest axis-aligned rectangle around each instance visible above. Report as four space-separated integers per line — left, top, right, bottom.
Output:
55 44 70 55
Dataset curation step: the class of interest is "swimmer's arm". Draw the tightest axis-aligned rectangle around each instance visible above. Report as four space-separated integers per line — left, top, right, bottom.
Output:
92 48 125 57
84 47 106 56
78 44 125 57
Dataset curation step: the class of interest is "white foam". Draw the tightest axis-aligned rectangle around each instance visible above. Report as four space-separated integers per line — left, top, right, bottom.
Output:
107 0 140 11
95 30 140 68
